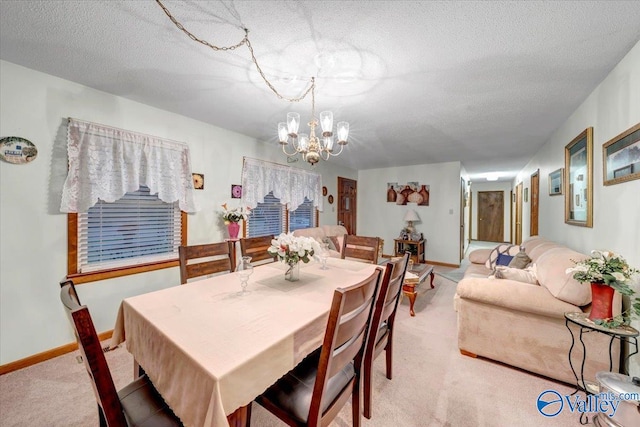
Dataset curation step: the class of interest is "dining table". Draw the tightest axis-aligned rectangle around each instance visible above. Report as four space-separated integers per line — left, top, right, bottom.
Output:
111 257 379 427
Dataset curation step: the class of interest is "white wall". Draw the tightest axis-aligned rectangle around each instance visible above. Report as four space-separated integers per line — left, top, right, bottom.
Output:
514 41 640 374
357 161 462 265
0 60 357 365
470 181 512 242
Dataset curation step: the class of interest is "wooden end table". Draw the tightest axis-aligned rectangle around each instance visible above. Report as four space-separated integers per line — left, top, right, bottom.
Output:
402 263 435 317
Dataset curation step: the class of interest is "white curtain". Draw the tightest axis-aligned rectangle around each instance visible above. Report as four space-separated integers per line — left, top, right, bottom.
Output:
60 118 197 213
241 158 323 211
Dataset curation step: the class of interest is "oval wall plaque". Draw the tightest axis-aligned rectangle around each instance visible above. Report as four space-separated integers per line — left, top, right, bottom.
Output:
0 137 38 164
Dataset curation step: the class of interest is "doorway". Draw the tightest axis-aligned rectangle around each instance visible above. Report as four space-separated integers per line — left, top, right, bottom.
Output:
515 183 523 245
477 191 504 242
337 177 357 234
460 178 466 261
530 170 539 237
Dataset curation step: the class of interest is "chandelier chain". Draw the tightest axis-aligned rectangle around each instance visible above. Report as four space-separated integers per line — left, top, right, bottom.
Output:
155 0 313 103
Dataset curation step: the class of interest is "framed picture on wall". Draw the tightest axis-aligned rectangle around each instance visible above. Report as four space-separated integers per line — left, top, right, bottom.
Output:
603 122 640 186
564 127 593 227
548 168 563 195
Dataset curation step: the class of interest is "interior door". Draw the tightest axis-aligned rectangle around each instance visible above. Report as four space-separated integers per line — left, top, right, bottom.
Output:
515 183 523 245
337 177 357 234
477 191 504 242
460 178 466 261
530 170 539 236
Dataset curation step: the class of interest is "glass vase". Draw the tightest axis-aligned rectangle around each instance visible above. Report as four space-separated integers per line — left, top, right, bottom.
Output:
285 260 300 282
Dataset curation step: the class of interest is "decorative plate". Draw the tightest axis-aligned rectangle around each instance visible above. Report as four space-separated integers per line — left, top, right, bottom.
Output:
322 186 328 196
231 184 243 199
328 195 334 204
0 137 38 164
192 173 204 190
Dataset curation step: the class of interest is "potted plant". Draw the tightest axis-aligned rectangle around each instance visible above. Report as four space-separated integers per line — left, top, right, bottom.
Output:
221 203 249 239
566 250 639 327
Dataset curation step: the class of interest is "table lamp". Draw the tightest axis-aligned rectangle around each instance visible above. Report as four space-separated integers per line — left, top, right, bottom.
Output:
403 209 420 234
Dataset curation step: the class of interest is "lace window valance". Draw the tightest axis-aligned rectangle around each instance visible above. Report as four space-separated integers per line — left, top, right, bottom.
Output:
241 158 323 212
60 118 197 213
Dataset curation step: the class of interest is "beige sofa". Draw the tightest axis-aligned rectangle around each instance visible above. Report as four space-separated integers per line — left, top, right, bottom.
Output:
456 236 621 385
292 225 348 258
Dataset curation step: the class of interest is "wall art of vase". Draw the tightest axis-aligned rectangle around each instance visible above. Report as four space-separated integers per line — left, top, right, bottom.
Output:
418 185 430 206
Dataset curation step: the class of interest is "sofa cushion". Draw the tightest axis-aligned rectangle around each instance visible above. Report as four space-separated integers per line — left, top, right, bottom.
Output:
485 244 520 270
321 225 348 237
293 227 326 240
528 241 563 261
520 236 549 254
469 248 492 264
536 247 591 306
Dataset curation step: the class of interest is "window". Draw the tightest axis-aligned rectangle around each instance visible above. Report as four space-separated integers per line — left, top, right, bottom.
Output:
68 186 186 283
247 193 286 237
246 193 317 237
289 198 315 232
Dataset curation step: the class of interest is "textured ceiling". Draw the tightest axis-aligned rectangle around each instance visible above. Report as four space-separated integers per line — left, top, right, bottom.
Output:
1 1 639 181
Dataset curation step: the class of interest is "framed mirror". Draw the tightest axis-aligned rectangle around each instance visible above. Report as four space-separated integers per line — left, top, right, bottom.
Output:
602 123 640 186
564 127 593 227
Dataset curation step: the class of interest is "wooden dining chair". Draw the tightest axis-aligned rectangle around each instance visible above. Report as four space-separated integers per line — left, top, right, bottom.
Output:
363 252 410 419
178 241 235 284
59 282 183 427
239 235 276 265
341 234 381 264
255 268 383 427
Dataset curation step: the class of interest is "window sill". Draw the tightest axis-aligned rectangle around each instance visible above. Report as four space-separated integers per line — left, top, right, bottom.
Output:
68 259 179 284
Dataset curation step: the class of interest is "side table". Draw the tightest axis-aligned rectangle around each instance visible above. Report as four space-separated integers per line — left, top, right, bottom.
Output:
564 312 639 394
402 263 435 317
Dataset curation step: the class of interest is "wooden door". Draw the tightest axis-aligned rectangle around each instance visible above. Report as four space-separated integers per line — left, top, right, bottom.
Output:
460 178 466 261
530 170 539 236
477 191 504 242
337 177 357 234
515 183 523 245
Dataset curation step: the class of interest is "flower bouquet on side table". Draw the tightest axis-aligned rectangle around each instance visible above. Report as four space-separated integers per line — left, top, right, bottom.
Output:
221 203 250 239
566 250 639 327
268 233 321 282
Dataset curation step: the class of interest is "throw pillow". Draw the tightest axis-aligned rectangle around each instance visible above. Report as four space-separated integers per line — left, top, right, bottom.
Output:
496 253 514 266
508 248 532 269
485 244 520 270
494 265 538 285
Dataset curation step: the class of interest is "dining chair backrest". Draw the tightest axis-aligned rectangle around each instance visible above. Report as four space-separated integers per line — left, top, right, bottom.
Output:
239 236 276 264
341 234 381 264
363 252 410 419
178 241 235 284
308 267 382 425
59 282 128 426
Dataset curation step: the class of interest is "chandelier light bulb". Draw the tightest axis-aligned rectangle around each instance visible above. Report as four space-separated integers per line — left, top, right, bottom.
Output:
319 111 333 137
337 121 349 144
298 133 309 152
324 136 334 152
287 112 300 138
278 122 289 144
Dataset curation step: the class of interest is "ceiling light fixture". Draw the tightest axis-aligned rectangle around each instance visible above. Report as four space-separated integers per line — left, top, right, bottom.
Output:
278 78 349 165
155 0 352 166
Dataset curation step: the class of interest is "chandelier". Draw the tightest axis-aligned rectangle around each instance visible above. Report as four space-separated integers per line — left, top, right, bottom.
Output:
278 78 349 165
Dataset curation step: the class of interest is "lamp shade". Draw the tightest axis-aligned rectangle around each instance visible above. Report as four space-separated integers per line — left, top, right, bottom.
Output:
403 209 420 222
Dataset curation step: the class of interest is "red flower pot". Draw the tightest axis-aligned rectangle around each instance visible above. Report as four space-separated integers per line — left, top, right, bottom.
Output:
227 222 240 239
589 282 615 321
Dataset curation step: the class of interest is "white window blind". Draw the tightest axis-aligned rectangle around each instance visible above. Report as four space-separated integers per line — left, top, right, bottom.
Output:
247 192 286 238
289 198 316 231
77 186 181 273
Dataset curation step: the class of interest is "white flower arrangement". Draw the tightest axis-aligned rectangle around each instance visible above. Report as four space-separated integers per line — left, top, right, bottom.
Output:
565 250 638 293
221 203 249 224
268 232 321 265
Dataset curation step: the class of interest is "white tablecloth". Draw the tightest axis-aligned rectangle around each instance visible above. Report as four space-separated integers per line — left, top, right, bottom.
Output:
111 258 377 427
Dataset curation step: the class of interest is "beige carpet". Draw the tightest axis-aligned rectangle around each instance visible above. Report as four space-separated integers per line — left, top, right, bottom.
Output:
0 268 583 426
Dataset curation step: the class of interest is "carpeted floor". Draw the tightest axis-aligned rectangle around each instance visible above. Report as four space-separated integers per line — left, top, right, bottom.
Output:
0 263 584 426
